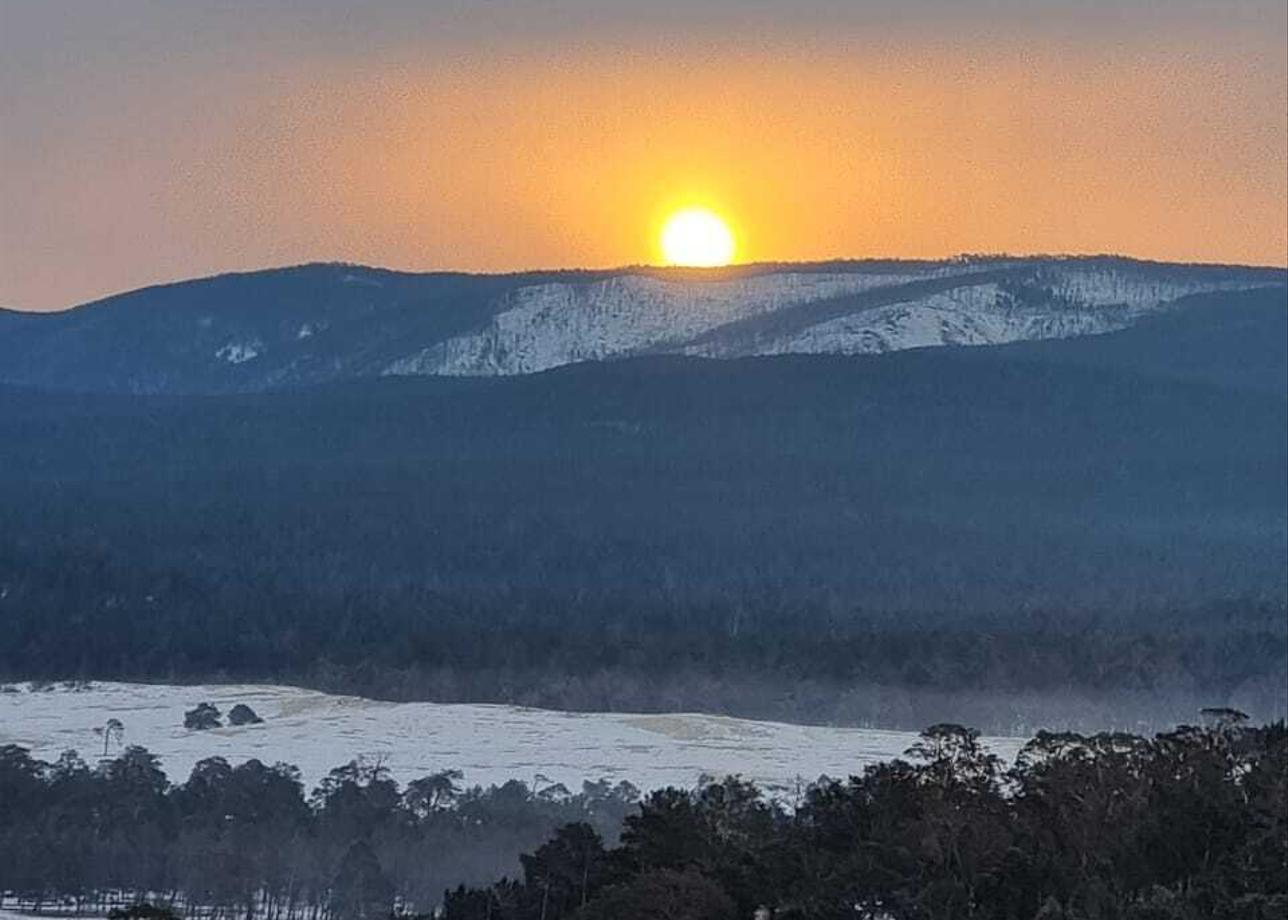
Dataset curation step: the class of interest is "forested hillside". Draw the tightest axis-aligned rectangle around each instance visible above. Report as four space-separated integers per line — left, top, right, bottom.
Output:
1 289 1283 730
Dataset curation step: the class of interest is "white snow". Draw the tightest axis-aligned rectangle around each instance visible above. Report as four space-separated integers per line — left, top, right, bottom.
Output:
380 262 1278 376
341 272 383 287
215 341 262 364
384 269 955 376
0 682 1023 796
750 283 1014 356
749 265 1237 356
1043 265 1253 309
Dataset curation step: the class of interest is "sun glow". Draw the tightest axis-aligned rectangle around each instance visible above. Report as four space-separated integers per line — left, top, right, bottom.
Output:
659 207 736 267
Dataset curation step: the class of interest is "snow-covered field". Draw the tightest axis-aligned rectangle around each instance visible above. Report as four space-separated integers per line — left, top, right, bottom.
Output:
0 682 1023 795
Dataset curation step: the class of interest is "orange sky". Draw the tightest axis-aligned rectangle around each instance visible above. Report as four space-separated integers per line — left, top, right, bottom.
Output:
2 5 1285 309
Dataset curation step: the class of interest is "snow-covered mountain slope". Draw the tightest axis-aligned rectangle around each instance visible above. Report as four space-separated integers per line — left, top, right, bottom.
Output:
0 257 1282 393
0 682 1023 795
384 266 983 375
403 261 1278 374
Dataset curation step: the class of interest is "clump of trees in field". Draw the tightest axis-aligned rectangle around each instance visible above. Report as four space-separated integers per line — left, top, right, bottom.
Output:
229 703 263 725
183 702 222 730
0 718 1282 919
181 702 263 730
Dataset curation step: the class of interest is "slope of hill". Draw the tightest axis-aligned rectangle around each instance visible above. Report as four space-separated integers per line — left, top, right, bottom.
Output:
1 291 1283 728
993 287 1288 394
1 257 1281 393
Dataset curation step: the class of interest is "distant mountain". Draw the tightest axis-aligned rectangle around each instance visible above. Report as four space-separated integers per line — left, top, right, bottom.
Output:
2 289 1283 610
2 256 1283 394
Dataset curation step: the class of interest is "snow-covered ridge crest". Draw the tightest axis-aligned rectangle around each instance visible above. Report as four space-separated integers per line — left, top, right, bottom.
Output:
748 265 1265 357
384 269 951 376
383 260 1279 376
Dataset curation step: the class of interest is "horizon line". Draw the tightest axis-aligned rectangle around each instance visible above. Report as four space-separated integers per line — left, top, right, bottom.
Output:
7 251 1287 316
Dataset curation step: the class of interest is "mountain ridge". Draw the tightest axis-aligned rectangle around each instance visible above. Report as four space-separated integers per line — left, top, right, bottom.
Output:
1 255 1283 395
15 252 1288 317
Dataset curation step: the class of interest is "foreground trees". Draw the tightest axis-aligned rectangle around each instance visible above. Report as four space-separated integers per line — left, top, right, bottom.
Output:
0 746 638 920
445 721 1287 920
0 720 1282 919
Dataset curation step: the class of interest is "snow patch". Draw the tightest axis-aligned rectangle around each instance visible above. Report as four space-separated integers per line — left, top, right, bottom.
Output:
215 341 262 364
1043 265 1256 309
753 281 1112 355
750 284 1013 355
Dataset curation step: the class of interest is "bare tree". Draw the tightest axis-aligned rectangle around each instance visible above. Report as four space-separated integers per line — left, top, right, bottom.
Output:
92 718 125 758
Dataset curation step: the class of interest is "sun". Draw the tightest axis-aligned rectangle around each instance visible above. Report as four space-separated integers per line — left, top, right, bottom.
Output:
659 207 736 267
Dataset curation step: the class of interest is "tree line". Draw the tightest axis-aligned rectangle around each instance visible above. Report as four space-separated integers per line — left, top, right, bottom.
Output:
0 746 639 919
1 544 1283 734
445 717 1286 919
2 718 1282 919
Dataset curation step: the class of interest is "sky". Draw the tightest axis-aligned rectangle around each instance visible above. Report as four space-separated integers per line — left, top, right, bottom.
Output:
1 1 1285 310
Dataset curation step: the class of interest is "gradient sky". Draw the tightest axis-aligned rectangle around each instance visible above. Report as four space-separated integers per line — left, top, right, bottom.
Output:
2 1 1285 310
